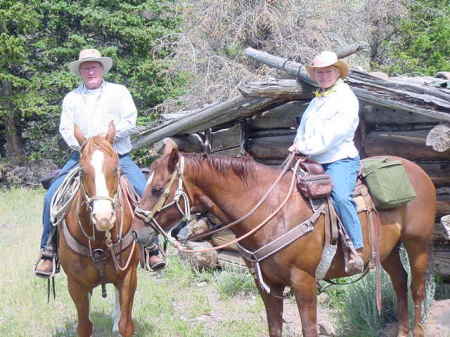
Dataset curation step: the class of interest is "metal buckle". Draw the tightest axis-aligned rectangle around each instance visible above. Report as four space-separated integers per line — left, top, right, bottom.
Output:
92 248 107 262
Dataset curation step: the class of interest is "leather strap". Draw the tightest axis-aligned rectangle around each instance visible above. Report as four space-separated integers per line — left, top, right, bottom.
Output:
361 184 382 313
61 217 135 258
238 204 326 263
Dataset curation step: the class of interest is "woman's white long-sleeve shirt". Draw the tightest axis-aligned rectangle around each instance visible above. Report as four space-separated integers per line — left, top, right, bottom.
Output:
293 79 359 164
59 81 137 155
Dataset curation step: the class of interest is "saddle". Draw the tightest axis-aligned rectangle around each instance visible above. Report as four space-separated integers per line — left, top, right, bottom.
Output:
293 157 381 279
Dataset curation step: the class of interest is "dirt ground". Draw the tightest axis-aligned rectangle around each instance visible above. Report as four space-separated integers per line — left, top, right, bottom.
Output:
280 297 450 337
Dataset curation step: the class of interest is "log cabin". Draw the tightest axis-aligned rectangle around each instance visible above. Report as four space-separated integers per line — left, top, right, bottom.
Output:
132 47 450 278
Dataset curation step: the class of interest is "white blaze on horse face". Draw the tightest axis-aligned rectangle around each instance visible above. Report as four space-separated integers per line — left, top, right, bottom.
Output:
91 150 115 229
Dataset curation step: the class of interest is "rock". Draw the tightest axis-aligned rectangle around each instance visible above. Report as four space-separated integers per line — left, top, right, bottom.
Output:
0 159 58 187
318 315 336 336
425 299 450 337
435 72 450 80
179 240 218 269
317 292 330 305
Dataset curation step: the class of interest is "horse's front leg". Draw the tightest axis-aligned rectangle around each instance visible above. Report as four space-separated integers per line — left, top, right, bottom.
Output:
292 270 318 337
257 281 285 337
115 264 138 337
67 278 93 337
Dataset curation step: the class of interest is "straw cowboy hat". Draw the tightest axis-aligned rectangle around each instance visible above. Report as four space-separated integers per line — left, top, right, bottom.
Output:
306 51 349 79
68 49 113 76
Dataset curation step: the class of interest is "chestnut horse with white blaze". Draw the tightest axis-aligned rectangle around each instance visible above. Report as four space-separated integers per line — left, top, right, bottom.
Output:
58 123 139 337
137 141 436 337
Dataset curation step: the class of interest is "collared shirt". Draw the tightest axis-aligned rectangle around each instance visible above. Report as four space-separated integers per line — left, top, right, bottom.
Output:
293 79 359 164
59 81 137 155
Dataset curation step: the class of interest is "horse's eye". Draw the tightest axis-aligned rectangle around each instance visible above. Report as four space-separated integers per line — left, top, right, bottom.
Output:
151 186 163 195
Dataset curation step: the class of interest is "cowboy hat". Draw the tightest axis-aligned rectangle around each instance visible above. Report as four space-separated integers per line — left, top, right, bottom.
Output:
306 51 349 79
68 49 113 76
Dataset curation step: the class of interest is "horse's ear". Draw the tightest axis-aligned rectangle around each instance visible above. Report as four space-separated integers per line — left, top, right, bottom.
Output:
167 148 179 173
74 124 86 147
105 121 116 144
162 137 178 155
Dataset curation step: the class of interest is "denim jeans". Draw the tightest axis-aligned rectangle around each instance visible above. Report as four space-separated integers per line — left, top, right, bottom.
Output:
322 156 363 249
40 152 147 249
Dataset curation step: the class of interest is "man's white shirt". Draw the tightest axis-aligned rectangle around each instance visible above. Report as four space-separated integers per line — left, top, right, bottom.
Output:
59 81 137 155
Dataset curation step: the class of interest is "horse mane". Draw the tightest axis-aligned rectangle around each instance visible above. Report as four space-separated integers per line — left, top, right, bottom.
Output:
81 136 116 160
184 153 257 183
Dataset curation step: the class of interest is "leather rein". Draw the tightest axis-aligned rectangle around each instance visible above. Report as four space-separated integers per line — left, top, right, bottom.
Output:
135 153 325 257
63 172 137 275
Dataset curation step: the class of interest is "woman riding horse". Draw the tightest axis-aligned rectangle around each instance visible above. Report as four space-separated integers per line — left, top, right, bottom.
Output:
289 51 363 273
136 125 435 336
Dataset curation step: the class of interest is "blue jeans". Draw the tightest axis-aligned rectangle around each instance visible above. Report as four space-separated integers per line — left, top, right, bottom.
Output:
40 152 147 249
322 156 363 249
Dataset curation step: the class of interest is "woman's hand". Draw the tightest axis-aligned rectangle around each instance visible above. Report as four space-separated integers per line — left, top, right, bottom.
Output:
288 144 299 153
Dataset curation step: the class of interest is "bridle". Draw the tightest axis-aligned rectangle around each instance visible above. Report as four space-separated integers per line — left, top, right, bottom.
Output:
135 153 300 253
79 171 119 238
76 161 136 274
135 156 192 246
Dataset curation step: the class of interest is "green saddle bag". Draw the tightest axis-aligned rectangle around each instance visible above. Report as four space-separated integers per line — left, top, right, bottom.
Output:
361 157 416 209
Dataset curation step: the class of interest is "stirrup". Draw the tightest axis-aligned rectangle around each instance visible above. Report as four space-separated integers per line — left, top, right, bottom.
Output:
33 249 60 278
143 246 166 272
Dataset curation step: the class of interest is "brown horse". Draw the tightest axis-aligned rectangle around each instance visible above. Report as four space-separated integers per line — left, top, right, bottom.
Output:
58 123 139 337
136 142 436 337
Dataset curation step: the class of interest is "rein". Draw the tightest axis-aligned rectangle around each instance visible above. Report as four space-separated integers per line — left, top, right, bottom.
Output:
136 153 302 254
77 176 136 272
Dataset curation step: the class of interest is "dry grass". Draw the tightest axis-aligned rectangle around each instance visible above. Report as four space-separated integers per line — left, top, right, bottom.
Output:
150 0 407 115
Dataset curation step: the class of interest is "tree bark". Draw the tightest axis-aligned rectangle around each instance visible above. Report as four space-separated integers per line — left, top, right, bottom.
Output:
0 80 25 165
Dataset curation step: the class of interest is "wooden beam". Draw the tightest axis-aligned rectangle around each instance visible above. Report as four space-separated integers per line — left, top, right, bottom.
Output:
132 95 288 150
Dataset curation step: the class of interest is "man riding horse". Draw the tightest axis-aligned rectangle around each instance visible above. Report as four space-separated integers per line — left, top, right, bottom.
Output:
34 48 165 277
289 51 364 273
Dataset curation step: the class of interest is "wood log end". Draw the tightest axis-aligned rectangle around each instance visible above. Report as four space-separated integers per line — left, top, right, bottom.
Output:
438 215 450 240
426 124 450 152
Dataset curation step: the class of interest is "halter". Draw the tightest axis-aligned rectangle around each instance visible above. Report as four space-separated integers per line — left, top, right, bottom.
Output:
135 157 192 247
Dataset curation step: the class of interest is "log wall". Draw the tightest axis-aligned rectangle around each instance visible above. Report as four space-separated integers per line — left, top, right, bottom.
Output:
171 98 450 276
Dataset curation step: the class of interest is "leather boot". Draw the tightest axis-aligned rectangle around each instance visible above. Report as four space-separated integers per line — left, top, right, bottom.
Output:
34 249 57 278
34 227 59 278
145 249 166 271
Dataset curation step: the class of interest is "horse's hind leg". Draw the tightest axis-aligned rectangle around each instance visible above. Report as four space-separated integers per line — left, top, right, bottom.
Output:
403 238 431 337
67 279 93 337
257 282 285 337
381 246 409 337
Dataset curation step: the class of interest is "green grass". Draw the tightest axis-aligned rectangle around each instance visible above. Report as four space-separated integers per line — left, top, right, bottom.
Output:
2 187 447 337
0 187 266 337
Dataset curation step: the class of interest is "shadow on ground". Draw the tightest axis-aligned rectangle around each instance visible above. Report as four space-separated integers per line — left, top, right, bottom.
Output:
52 311 155 337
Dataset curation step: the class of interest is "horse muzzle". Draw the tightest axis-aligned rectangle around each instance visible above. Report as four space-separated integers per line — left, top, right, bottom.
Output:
93 215 116 232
